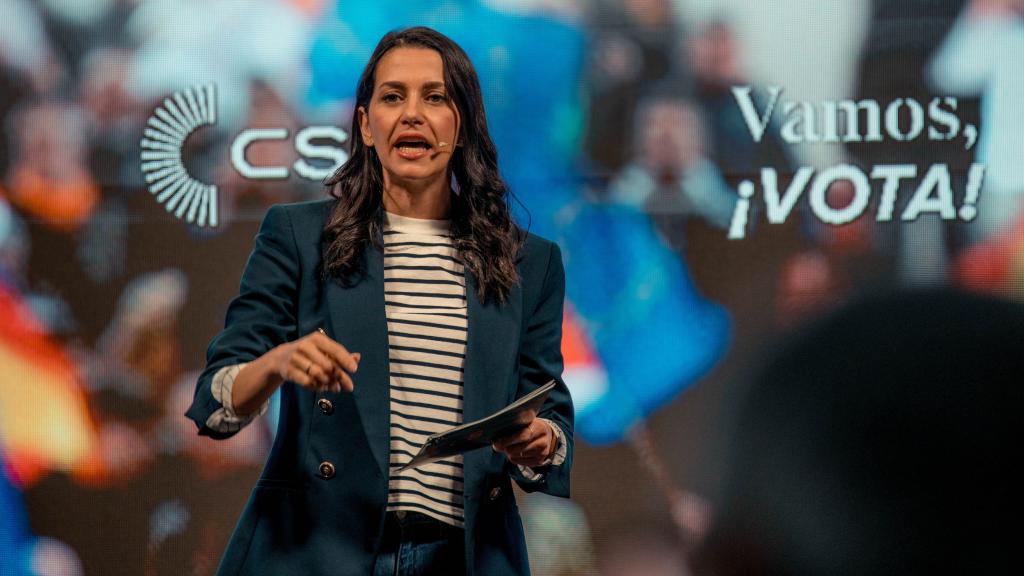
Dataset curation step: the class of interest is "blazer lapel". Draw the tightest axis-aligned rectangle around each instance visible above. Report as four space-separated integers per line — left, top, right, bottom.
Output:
325 244 390 477
462 271 522 480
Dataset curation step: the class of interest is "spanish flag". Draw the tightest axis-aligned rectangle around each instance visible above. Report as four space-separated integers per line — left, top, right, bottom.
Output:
0 281 101 486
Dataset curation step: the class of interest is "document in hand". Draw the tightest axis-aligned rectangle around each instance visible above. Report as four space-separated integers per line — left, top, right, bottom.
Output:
398 380 557 471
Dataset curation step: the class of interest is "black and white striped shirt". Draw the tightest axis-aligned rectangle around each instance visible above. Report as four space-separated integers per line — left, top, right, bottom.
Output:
382 211 468 526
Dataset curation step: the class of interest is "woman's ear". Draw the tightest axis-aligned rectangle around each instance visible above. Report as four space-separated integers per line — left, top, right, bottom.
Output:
357 105 373 146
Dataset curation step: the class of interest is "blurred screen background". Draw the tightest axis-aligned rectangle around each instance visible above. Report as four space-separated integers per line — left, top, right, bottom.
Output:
1 0 1021 574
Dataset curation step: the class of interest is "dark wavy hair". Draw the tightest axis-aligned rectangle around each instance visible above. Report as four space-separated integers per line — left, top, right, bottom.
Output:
321 26 524 304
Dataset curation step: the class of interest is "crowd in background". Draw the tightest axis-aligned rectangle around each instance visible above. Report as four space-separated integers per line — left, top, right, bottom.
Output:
1 0 1021 574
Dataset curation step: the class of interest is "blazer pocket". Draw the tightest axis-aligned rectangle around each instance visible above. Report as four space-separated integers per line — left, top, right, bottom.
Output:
255 477 304 491
235 484 314 573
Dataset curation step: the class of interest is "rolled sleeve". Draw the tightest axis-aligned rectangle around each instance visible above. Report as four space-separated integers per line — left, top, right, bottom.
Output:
204 362 269 434
185 205 299 439
516 418 568 481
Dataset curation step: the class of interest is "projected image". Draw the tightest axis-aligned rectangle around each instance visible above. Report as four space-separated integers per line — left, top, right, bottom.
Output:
1 0 1021 574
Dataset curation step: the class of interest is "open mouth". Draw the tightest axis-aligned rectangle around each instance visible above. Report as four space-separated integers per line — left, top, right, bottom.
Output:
394 136 432 158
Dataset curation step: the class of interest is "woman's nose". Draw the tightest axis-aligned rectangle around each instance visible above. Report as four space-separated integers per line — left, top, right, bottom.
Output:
401 99 424 123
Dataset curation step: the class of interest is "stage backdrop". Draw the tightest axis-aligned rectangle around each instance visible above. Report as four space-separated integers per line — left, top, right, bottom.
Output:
1 0 1021 574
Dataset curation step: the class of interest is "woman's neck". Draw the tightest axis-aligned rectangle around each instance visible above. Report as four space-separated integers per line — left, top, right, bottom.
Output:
381 174 452 220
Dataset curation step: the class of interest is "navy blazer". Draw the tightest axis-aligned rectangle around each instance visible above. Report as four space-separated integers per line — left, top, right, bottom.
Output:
185 199 573 575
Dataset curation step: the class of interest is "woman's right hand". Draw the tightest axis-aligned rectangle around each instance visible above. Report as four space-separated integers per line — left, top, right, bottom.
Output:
269 329 360 393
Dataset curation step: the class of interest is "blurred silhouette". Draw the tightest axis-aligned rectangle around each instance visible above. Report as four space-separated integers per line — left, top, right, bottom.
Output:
929 0 1024 242
931 0 1024 295
0 98 121 344
3 99 98 234
583 0 691 174
698 289 1023 575
847 0 974 286
688 20 795 182
607 88 736 253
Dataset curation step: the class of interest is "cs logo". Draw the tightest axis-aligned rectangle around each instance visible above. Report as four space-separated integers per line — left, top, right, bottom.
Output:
141 84 349 227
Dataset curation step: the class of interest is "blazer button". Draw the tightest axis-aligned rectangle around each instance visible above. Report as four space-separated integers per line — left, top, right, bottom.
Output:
319 461 336 479
488 486 502 500
317 398 334 415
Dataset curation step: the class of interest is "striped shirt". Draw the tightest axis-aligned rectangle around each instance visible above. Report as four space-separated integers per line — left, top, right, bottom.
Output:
383 211 467 527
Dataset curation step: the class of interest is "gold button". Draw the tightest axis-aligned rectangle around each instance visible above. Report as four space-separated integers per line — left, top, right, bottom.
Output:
489 487 501 500
319 461 336 479
317 398 334 415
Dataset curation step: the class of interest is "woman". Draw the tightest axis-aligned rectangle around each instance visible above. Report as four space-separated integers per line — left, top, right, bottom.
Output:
185 27 573 575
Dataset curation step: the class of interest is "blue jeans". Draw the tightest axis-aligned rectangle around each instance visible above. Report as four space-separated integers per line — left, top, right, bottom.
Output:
372 512 465 576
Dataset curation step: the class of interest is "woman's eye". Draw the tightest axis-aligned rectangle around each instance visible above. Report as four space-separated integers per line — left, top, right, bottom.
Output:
382 93 401 103
427 93 448 103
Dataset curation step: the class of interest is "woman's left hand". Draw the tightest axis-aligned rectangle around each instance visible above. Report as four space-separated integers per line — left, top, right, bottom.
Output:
492 414 556 468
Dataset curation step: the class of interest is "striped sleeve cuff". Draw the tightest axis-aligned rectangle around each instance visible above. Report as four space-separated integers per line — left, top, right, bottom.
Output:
204 362 268 434
517 418 568 481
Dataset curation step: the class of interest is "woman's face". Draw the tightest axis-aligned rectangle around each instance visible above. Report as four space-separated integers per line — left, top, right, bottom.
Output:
358 47 460 190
